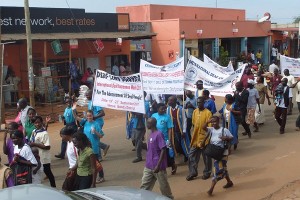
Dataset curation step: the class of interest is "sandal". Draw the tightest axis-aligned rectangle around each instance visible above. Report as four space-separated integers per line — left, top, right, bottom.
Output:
223 181 233 189
171 165 177 175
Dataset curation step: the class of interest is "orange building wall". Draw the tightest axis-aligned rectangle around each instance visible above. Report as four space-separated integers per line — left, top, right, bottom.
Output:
3 39 131 97
117 4 245 22
179 20 271 39
151 19 180 65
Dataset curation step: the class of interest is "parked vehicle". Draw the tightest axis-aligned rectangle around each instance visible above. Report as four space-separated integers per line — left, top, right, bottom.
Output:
0 184 171 200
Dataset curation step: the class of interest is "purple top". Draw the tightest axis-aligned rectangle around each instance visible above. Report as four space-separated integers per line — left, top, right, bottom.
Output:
145 130 167 171
6 139 14 164
6 174 14 187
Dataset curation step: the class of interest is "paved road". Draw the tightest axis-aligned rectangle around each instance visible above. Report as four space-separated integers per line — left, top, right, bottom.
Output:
1 97 300 200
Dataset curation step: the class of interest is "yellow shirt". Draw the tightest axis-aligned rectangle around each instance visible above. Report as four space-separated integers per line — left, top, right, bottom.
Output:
256 52 262 59
191 108 212 148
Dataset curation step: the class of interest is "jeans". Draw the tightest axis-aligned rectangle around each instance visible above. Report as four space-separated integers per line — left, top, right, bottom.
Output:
43 163 56 187
98 142 108 160
132 128 146 158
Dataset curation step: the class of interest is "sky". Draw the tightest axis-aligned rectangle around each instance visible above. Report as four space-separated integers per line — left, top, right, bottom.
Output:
1 0 299 24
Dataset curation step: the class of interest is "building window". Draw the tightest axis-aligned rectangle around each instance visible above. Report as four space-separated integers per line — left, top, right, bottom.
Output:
237 16 239 21
195 14 197 19
211 14 213 20
161 12 164 19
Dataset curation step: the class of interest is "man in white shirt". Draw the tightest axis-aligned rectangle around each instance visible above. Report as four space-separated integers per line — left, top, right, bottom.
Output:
111 63 119 76
268 60 279 74
271 45 278 62
274 78 292 134
283 69 295 115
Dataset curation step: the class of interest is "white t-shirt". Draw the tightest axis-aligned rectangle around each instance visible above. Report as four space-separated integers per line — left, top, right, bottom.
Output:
276 87 293 108
283 75 295 87
30 129 51 164
269 64 279 74
66 141 78 169
272 47 278 57
14 144 38 165
207 127 233 148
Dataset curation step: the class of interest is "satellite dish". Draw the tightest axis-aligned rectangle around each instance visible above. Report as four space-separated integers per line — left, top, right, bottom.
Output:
258 12 271 23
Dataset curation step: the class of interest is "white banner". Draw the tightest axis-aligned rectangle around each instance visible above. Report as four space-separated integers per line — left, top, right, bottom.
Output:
203 54 234 74
184 55 228 91
280 55 300 77
140 57 185 94
204 65 246 96
92 70 145 114
184 55 245 96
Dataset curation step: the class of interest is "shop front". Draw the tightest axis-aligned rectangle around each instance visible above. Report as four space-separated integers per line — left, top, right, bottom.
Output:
0 6 155 104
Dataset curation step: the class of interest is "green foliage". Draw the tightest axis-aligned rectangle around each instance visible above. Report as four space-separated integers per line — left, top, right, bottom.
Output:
293 16 300 23
219 46 229 66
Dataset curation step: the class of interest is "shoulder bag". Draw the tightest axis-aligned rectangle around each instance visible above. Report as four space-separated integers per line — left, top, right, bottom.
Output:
204 128 226 161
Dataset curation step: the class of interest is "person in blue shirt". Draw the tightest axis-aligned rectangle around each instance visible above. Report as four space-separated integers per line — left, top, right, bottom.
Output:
203 90 217 114
151 103 177 175
72 107 105 184
55 97 77 159
86 90 110 161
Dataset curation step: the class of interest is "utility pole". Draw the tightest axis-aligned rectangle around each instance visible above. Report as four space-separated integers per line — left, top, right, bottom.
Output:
24 0 35 106
0 7 5 127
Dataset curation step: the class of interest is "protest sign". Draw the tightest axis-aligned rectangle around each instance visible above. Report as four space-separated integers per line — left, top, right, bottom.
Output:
203 54 234 74
280 55 300 77
92 70 145 114
184 55 228 91
203 64 246 96
140 58 185 95
184 55 245 96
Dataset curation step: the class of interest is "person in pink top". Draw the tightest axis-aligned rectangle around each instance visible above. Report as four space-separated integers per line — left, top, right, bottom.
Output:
240 67 254 89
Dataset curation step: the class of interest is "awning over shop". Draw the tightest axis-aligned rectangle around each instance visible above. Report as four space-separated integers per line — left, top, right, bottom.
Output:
0 32 156 41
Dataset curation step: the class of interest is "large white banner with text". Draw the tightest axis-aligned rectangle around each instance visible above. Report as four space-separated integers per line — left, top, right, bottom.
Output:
184 55 245 96
92 70 145 114
184 55 229 91
140 57 185 94
280 55 300 77
203 65 246 96
203 54 234 74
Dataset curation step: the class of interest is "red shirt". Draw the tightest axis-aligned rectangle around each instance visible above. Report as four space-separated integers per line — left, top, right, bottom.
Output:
241 74 254 88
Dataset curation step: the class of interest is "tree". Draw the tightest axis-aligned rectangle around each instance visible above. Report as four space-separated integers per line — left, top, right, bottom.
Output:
219 46 229 66
293 16 300 24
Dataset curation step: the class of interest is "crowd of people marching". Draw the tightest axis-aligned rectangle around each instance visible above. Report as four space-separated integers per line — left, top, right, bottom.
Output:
1 59 300 198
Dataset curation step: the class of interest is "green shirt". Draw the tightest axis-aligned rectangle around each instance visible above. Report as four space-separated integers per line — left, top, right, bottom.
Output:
25 120 35 140
77 147 93 176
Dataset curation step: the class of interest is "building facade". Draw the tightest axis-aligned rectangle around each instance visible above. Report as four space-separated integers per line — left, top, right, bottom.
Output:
117 4 272 66
0 6 154 101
